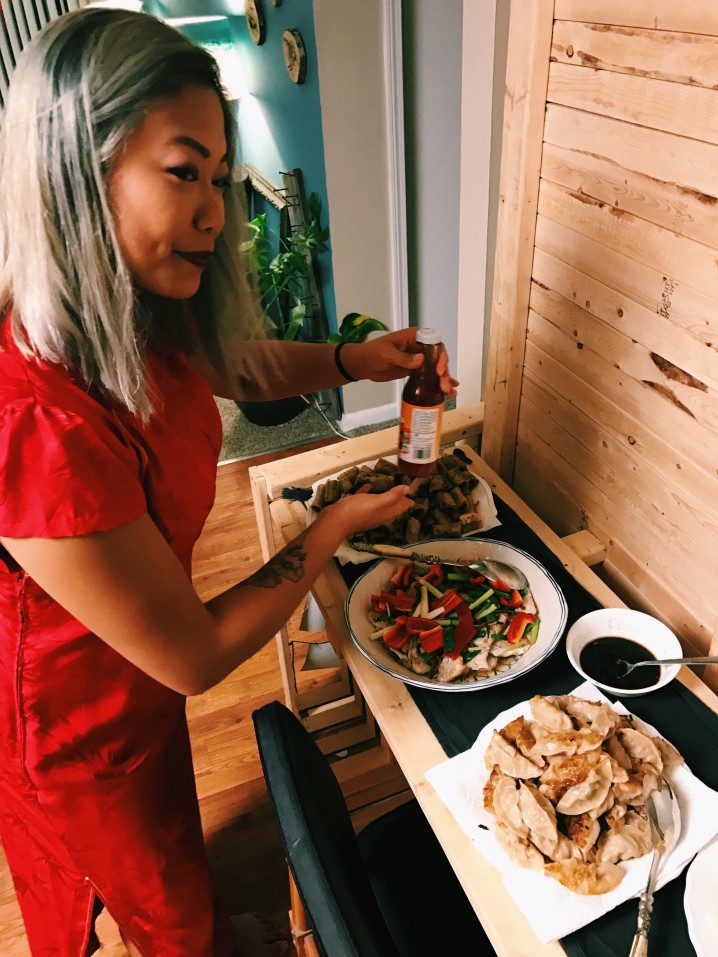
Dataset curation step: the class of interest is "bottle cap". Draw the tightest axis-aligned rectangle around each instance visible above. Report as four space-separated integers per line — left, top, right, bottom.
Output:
416 327 441 345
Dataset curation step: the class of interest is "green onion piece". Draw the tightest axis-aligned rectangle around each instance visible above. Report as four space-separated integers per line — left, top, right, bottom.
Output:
418 577 444 600
474 602 499 620
469 588 495 611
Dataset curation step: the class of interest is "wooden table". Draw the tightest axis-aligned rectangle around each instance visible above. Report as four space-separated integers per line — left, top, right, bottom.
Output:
249 407 718 957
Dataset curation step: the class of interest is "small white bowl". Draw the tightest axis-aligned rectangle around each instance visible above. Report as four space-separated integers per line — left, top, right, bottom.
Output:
566 608 682 697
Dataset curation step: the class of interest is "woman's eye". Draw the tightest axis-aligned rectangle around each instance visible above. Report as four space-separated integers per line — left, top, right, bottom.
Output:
213 176 231 190
167 165 199 182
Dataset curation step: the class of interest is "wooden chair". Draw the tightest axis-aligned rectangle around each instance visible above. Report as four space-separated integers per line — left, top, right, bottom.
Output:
253 700 497 957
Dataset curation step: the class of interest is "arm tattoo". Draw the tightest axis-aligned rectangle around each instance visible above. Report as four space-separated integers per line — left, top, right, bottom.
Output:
241 542 307 589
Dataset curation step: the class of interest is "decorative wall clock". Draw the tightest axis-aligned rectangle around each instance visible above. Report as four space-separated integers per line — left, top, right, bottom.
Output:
282 28 306 84
245 0 266 46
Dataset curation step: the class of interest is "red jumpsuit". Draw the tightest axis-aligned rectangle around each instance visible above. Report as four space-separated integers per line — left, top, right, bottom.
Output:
0 321 235 956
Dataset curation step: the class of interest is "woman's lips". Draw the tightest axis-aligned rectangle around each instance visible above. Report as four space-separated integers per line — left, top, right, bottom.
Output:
176 251 211 268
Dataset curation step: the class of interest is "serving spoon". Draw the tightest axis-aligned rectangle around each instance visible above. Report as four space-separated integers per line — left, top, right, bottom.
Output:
618 656 718 677
350 542 529 590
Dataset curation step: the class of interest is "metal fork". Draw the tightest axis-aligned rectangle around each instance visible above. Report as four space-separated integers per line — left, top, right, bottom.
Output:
350 541 529 590
629 781 676 957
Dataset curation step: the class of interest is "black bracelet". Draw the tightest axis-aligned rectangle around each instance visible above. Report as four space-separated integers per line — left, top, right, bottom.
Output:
334 342 357 382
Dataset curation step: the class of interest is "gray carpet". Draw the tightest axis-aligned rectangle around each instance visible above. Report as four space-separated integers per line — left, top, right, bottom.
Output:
216 396 399 462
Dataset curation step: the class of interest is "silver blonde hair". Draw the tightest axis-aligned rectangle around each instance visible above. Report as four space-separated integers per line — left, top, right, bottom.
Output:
0 7 264 418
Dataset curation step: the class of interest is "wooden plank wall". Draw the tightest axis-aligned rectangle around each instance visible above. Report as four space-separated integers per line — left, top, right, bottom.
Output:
483 1 718 667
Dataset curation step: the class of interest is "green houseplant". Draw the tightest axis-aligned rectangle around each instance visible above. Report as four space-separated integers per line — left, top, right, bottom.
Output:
239 193 389 426
247 191 330 342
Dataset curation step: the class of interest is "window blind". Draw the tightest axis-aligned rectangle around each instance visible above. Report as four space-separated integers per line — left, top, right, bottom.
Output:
0 1 82 107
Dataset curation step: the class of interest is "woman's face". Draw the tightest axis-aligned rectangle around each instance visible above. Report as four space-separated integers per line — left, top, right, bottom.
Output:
107 84 230 299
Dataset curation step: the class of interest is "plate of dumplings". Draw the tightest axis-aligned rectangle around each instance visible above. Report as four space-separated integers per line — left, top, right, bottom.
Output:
423 682 718 943
481 690 683 895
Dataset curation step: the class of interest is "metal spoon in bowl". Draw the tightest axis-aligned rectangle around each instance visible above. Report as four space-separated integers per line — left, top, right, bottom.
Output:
618 656 718 677
350 542 529 590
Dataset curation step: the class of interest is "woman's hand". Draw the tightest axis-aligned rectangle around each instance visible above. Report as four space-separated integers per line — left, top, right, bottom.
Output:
339 329 459 396
325 484 414 540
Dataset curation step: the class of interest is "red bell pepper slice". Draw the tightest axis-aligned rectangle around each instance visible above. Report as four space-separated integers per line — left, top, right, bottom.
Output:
390 563 414 589
419 625 444 654
370 594 388 614
505 612 536 645
469 574 486 585
446 603 476 658
378 591 415 612
422 563 445 586
383 623 409 649
405 616 439 634
487 577 513 594
499 589 523 609
431 588 462 613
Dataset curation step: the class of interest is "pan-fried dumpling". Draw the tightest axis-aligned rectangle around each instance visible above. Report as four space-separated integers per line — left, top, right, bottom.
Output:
552 695 604 725
483 765 504 811
518 782 558 857
612 775 646 806
606 752 630 783
491 775 528 839
530 694 574 732
484 730 544 778
565 812 601 859
639 763 662 799
552 833 584 862
515 721 541 759
596 810 653 863
588 703 622 738
556 754 612 815
604 801 627 829
499 716 526 744
606 733 632 770
538 749 602 803
493 822 544 871
587 788 615 821
617 728 663 772
545 861 623 895
529 724 604 758
550 696 620 736
499 716 540 760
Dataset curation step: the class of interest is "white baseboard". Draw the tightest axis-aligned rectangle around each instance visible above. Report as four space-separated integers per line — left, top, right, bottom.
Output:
339 401 399 434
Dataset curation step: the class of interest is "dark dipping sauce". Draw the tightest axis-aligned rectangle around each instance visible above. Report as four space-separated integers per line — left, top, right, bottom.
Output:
580 636 659 690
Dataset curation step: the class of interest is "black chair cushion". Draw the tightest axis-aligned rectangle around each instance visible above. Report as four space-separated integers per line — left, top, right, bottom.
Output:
359 799 496 956
253 701 495 957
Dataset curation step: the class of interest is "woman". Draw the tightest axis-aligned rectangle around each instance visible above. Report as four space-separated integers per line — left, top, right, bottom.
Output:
0 8 456 957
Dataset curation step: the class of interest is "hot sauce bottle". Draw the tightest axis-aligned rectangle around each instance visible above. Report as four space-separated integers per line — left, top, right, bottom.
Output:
397 327 444 477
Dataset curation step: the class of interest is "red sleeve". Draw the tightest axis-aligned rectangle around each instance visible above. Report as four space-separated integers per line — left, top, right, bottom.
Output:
0 399 146 538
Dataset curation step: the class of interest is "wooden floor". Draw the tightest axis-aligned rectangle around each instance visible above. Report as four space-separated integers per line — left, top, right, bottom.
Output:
0 436 342 956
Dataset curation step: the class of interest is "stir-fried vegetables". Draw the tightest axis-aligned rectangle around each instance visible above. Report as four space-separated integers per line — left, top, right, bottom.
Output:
367 560 540 683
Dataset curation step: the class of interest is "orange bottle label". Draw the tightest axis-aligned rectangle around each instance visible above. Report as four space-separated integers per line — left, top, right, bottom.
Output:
398 401 443 465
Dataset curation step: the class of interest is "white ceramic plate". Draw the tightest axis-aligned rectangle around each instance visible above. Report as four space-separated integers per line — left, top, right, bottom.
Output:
685 836 718 957
344 538 568 692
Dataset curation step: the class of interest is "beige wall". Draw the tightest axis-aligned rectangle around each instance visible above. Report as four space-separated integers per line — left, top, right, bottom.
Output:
314 0 403 424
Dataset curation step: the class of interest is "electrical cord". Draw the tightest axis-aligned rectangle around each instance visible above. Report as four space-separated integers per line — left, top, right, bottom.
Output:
300 392 351 440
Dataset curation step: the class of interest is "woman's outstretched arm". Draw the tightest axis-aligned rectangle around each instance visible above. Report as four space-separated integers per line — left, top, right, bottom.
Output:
0 485 412 696
191 329 458 401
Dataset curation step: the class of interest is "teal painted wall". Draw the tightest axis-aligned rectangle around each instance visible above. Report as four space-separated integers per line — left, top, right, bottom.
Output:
144 1 337 333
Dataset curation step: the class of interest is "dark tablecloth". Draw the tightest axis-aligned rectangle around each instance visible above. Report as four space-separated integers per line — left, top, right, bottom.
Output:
340 497 716 957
